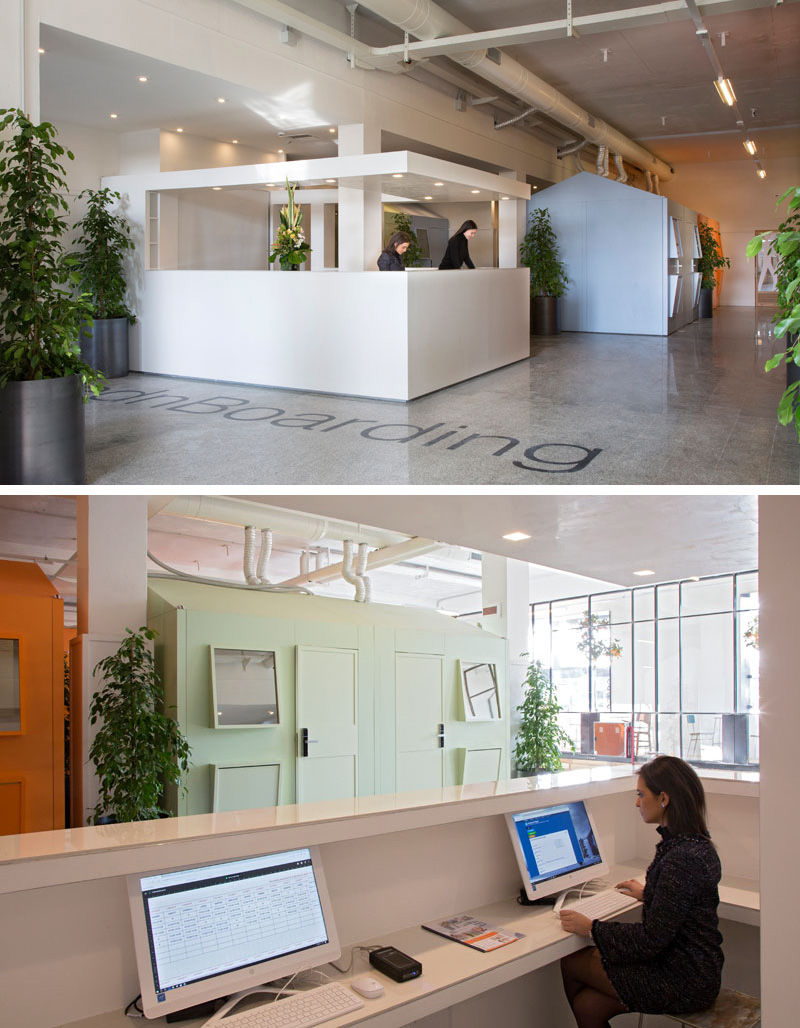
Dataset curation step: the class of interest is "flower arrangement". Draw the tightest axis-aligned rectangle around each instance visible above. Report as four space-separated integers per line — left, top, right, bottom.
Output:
268 179 311 270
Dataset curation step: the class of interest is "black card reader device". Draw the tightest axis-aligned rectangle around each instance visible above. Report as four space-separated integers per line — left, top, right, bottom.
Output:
369 946 422 982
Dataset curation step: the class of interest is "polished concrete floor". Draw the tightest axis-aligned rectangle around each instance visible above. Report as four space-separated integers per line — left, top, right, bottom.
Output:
86 307 799 485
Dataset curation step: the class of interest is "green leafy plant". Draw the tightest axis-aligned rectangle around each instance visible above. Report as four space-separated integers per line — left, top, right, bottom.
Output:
0 108 101 393
72 187 136 322
519 208 568 298
89 626 191 823
697 221 731 291
391 212 424 267
512 657 573 773
747 186 800 439
268 179 311 270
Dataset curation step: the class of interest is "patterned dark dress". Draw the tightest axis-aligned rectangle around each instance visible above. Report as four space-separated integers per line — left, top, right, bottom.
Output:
591 827 724 1015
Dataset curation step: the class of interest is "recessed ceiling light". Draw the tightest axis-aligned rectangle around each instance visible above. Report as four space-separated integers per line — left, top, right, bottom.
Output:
231 139 238 144
392 173 403 178
212 186 222 191
500 196 510 200
424 196 433 200
633 569 655 576
471 189 480 194
329 127 336 133
325 178 335 183
434 182 444 186
138 76 148 83
109 113 118 119
533 185 538 190
503 531 531 542
38 48 45 54
757 168 766 179
277 148 284 153
217 97 226 104
176 127 184 133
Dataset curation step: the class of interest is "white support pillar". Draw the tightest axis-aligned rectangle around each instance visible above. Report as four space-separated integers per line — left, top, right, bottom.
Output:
1 0 39 118
498 170 525 269
337 121 382 271
310 202 326 270
480 554 531 764
758 495 800 1027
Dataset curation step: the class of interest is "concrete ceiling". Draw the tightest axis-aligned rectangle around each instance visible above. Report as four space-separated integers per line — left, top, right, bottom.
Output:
0 495 757 626
37 2 800 170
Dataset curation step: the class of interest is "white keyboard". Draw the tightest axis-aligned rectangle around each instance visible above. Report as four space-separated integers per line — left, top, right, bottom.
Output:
213 983 365 1028
555 889 637 921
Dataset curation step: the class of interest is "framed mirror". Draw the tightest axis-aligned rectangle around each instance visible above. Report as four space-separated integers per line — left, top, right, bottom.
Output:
210 647 279 728
459 661 501 720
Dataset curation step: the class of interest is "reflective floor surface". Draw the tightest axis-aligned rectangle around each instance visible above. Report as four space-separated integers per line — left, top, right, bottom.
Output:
85 307 799 485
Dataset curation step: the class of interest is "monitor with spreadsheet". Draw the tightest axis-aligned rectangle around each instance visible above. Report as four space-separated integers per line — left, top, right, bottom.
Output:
506 800 608 901
127 846 341 1018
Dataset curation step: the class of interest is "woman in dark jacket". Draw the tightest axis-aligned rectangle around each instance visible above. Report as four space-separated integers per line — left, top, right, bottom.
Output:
377 232 411 270
438 220 477 269
560 756 724 1028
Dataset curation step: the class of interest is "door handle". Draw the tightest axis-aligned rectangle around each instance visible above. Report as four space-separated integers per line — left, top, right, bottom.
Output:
300 727 309 757
437 723 445 748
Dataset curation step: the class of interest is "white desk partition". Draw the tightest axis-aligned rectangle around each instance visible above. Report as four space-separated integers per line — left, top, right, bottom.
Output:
0 768 759 1028
135 268 529 401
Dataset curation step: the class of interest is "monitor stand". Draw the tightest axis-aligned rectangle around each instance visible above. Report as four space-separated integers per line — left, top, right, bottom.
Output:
202 985 293 1026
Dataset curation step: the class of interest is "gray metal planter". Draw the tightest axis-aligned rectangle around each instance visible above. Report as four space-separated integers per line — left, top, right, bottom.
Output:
532 295 560 336
79 317 129 377
698 287 713 318
0 375 85 484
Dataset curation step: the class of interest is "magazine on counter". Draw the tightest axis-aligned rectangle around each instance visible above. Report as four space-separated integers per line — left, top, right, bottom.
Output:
421 913 524 952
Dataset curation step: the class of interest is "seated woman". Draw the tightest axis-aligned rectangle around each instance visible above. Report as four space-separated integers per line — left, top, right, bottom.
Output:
438 220 477 269
559 756 724 1028
377 232 411 270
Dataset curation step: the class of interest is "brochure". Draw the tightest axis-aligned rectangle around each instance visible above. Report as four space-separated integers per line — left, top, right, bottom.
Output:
421 913 524 952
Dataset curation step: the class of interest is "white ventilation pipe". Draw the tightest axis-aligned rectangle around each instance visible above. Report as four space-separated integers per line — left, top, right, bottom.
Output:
652 174 661 196
645 170 653 193
613 153 628 183
596 145 610 178
355 0 672 181
244 526 274 585
341 540 361 601
299 549 310 578
355 542 371 603
256 528 272 583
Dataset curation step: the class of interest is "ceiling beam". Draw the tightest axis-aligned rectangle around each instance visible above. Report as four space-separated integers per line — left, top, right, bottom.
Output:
276 537 443 587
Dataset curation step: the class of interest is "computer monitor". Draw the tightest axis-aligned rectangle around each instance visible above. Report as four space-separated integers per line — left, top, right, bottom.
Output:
127 845 341 1019
506 800 608 901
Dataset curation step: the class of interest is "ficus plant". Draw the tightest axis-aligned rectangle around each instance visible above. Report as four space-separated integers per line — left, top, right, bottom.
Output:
72 186 136 322
519 207 569 298
0 108 101 393
89 626 191 823
391 211 424 267
747 186 800 440
512 657 573 774
697 221 731 291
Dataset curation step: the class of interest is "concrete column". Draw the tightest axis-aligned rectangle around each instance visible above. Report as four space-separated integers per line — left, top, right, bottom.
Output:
76 496 148 635
481 554 531 761
498 169 525 269
310 202 326 270
337 121 382 271
758 495 800 1026
0 0 40 117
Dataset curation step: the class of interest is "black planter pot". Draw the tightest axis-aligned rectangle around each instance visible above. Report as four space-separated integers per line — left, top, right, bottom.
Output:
79 317 129 378
531 295 561 336
0 375 85 485
698 287 714 318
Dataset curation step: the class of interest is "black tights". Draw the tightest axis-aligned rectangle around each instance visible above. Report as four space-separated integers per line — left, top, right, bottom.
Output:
561 947 629 1028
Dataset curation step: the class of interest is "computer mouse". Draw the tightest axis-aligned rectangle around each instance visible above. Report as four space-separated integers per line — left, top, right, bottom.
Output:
350 976 385 998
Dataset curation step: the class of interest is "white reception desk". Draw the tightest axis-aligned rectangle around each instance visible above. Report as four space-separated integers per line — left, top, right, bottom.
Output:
134 268 530 401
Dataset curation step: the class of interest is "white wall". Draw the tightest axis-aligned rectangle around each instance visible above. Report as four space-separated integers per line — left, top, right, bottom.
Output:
160 130 281 172
176 188 270 270
661 155 800 306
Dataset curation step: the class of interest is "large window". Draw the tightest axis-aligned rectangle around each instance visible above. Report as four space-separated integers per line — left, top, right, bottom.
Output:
531 571 759 768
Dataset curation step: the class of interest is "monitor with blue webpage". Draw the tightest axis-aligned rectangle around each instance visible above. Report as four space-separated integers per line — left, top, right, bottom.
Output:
506 800 607 901
127 845 341 1019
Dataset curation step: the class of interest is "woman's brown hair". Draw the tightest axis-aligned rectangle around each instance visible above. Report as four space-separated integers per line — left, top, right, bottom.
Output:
383 231 411 254
639 755 711 838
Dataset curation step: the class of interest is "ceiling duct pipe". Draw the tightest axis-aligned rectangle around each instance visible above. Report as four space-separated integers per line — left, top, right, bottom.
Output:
494 105 537 130
355 0 672 181
557 137 586 159
645 170 653 193
356 542 371 603
341 539 361 601
596 144 610 178
613 153 628 184
652 174 661 196
243 526 273 585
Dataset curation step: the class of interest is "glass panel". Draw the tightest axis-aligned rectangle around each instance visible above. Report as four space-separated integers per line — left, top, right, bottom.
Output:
747 713 759 765
552 600 589 711
682 713 723 762
657 620 679 710
557 712 581 755
657 713 680 757
0 639 21 732
460 662 501 720
680 614 734 713
590 592 631 625
681 576 733 616
657 583 679 618
738 607 759 715
531 604 551 671
211 648 279 727
607 623 632 713
633 621 656 714
633 588 654 621
736 572 758 610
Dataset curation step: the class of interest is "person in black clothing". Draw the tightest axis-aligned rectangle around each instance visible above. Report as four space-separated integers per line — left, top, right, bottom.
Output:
377 232 411 270
559 756 724 1028
438 220 477 269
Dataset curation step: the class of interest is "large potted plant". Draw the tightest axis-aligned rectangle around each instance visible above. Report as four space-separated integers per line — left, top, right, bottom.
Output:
268 179 311 270
697 221 730 318
0 108 102 485
391 211 424 267
519 207 568 336
72 186 136 378
89 626 191 824
512 657 573 775
747 186 800 440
